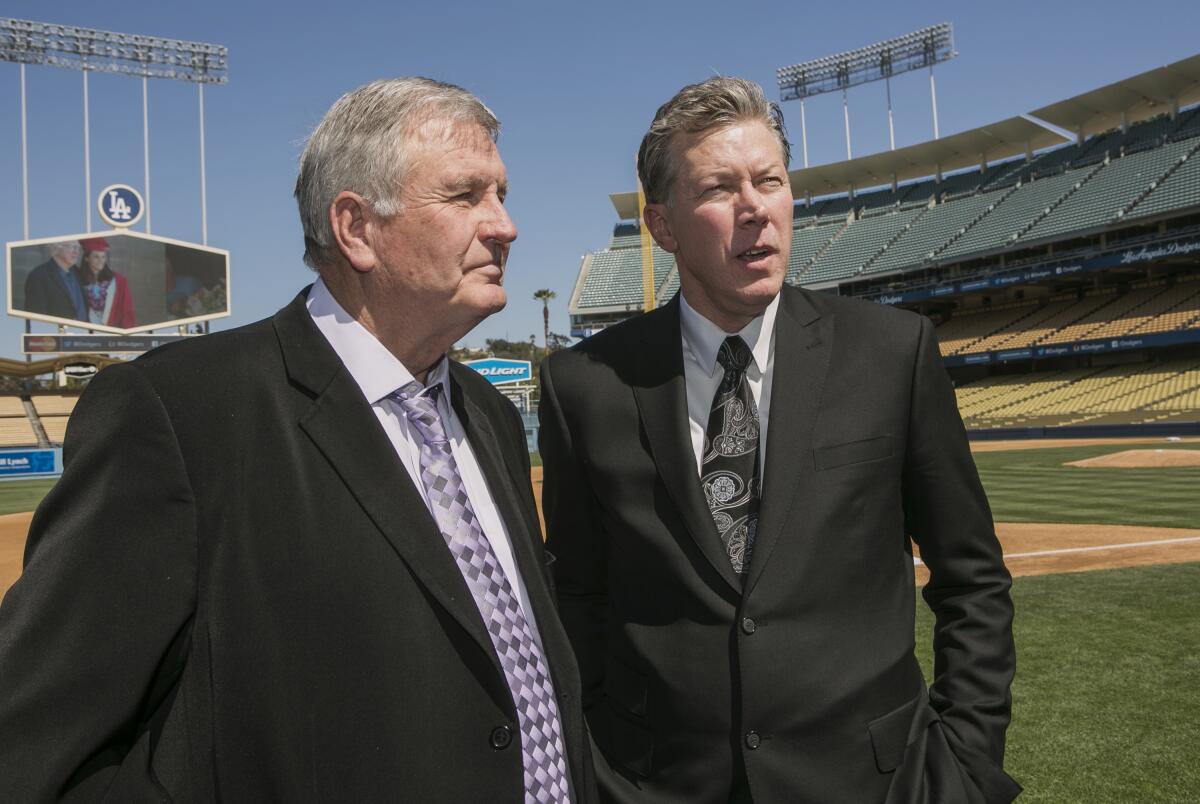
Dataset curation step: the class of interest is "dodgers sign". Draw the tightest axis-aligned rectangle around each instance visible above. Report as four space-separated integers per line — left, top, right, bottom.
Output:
464 358 532 385
97 184 145 228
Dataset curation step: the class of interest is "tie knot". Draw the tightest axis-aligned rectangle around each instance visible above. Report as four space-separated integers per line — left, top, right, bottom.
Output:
717 336 753 375
394 381 447 445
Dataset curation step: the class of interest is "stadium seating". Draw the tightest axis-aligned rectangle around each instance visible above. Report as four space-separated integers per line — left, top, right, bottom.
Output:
937 169 1089 262
0 417 37 448
39 416 69 444
955 367 1100 421
1124 145 1200 221
656 269 681 305
786 222 842 282
607 232 644 250
31 395 79 417
933 277 1200 357
1039 286 1164 344
867 190 1008 276
797 207 924 284
1020 141 1195 242
957 358 1200 428
574 245 674 309
0 395 37 448
1169 106 1200 141
965 296 1080 353
934 301 1042 355
1149 362 1200 410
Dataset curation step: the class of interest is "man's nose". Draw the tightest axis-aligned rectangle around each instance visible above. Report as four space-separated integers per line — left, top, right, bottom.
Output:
736 183 769 225
482 197 517 244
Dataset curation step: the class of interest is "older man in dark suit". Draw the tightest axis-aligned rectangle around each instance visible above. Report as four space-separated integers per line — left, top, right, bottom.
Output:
22 240 86 322
0 77 592 803
539 77 1019 803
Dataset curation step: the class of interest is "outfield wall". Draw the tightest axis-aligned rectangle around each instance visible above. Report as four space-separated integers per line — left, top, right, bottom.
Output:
0 448 63 479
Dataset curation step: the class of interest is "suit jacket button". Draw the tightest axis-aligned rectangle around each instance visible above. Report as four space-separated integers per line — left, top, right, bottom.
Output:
490 725 514 750
741 617 757 635
745 731 761 750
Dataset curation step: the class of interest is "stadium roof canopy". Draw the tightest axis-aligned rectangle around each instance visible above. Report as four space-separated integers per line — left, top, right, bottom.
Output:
609 52 1200 219
1031 53 1200 137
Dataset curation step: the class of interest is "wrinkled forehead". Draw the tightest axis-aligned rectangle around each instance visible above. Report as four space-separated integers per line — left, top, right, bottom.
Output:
405 115 498 155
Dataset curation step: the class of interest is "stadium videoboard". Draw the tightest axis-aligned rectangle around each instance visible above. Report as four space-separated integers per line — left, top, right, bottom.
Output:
6 229 230 335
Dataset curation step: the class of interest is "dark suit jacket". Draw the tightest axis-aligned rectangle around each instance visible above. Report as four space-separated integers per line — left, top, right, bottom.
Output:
539 286 1019 804
23 259 83 322
0 290 594 803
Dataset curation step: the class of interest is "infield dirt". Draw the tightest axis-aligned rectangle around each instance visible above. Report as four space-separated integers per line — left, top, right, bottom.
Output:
1065 448 1200 468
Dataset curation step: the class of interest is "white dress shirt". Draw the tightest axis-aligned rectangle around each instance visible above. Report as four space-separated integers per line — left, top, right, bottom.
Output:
306 278 543 640
679 291 778 478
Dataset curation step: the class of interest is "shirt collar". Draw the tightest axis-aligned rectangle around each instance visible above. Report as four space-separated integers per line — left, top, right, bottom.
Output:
679 290 778 377
306 277 448 404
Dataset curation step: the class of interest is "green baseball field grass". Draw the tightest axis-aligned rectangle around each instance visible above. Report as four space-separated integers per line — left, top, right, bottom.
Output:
971 443 1200 530
931 443 1200 801
0 479 56 517
916 563 1200 802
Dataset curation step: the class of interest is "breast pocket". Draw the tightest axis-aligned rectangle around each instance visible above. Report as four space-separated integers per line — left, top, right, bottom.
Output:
814 435 894 471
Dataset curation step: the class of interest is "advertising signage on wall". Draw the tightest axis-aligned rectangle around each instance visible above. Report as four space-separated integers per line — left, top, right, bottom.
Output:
942 328 1200 367
463 358 533 385
22 334 193 354
0 449 61 477
868 234 1200 307
6 229 230 335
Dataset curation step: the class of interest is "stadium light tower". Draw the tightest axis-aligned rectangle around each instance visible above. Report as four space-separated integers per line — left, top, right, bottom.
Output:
777 23 956 165
0 18 228 242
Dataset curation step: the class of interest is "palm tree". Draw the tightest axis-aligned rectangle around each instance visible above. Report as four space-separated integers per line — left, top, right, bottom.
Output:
533 289 557 351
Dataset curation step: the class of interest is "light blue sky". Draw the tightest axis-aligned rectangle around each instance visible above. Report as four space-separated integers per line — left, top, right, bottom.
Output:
1 0 1197 351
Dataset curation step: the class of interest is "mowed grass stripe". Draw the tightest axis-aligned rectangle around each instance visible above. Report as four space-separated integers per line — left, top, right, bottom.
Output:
0 480 57 517
916 562 1200 802
972 444 1200 529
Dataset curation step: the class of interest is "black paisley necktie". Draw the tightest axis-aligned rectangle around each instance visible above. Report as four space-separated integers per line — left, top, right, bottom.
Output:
700 336 761 579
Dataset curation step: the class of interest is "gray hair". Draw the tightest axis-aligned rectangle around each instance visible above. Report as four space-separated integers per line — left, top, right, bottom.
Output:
50 241 80 262
637 76 790 205
294 77 500 270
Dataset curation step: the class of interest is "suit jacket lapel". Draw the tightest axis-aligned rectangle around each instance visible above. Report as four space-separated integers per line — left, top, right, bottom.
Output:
273 292 503 678
745 287 833 595
632 299 743 595
449 368 589 789
448 370 541 559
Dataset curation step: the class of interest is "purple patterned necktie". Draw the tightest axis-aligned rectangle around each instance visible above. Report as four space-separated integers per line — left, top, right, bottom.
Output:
395 381 570 804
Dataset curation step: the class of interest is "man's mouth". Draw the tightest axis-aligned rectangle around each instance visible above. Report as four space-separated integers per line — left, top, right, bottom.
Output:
737 246 774 262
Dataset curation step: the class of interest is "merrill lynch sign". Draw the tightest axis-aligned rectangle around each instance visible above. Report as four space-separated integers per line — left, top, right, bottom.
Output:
463 358 532 386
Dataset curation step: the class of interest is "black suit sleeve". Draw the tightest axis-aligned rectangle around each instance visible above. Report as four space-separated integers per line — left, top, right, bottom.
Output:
0 363 197 801
903 315 1017 771
538 357 609 710
23 268 48 316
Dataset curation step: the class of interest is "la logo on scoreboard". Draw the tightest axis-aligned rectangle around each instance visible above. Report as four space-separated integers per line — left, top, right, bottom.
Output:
97 184 145 229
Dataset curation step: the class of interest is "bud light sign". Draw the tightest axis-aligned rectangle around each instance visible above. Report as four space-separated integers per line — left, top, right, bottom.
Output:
464 358 532 385
96 184 145 228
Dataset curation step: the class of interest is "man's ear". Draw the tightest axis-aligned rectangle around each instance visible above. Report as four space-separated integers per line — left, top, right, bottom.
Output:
643 203 678 254
329 191 376 274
